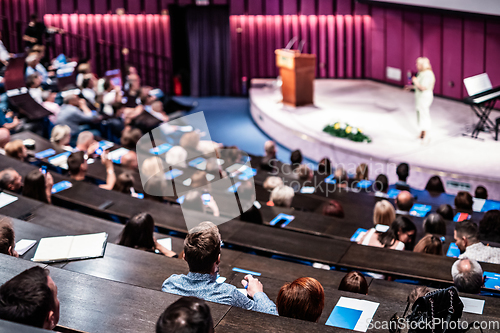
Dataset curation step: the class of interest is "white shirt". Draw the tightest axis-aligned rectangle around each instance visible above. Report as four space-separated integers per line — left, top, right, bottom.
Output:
0 41 9 62
459 242 500 264
82 88 96 105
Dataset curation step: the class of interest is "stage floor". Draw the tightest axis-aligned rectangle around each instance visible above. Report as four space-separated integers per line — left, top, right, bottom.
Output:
249 79 500 198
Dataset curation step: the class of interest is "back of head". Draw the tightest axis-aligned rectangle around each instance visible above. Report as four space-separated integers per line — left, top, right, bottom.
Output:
118 213 155 249
294 164 311 181
263 176 283 191
113 172 135 194
479 210 500 242
355 163 369 181
4 140 24 160
455 191 473 211
22 169 48 203
396 163 409 182
121 128 143 150
180 132 201 151
322 200 344 218
0 168 17 191
0 128 10 149
141 156 164 180
475 186 488 200
76 131 94 149
0 267 55 328
451 258 483 294
391 215 417 249
156 296 213 333
50 125 71 144
338 271 368 295
182 191 204 213
436 204 454 221
0 218 15 255
334 167 348 184
425 175 445 193
455 221 479 243
166 146 188 168
191 171 209 189
184 222 221 274
270 185 295 208
67 151 85 176
290 150 302 166
264 140 276 156
374 174 388 193
396 190 414 212
317 158 332 175
277 277 324 322
423 213 446 236
373 200 396 226
121 151 138 169
413 234 443 255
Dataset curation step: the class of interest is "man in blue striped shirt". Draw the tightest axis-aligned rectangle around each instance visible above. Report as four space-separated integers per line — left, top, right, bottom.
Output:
162 222 278 315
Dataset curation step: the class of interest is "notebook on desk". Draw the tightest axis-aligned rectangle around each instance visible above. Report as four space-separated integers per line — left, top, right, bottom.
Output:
32 232 108 263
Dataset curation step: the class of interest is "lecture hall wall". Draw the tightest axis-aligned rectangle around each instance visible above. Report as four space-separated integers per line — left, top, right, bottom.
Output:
1 0 499 100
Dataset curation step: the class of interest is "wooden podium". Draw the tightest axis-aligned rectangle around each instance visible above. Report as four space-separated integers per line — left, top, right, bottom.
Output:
275 49 316 107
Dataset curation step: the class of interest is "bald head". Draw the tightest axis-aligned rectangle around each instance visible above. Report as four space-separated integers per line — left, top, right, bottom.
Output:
264 141 276 156
0 129 10 148
451 258 483 294
396 191 414 212
121 151 138 169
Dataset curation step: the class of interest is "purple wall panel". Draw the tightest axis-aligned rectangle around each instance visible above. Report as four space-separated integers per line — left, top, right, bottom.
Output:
248 0 263 16
60 0 74 14
266 16 275 76
345 15 353 78
462 19 485 97
229 17 239 93
230 0 245 15
266 0 280 15
485 21 500 109
274 15 283 76
442 17 463 99
318 0 333 15
422 13 442 95
402 11 421 83
145 1 158 14
309 16 318 77
256 16 266 77
318 15 327 78
300 15 309 53
385 9 403 84
128 1 142 14
77 0 91 14
301 0 315 16
327 15 335 77
336 15 344 77
282 1 297 16
363 15 372 78
213 0 228 4
354 1 369 15
94 0 108 14
354 15 362 78
336 0 352 15
371 7 385 81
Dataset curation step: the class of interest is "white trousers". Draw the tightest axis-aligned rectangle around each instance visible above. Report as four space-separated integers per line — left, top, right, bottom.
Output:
415 91 433 131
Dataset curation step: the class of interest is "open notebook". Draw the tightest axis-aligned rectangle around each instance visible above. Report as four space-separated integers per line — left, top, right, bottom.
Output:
32 232 108 263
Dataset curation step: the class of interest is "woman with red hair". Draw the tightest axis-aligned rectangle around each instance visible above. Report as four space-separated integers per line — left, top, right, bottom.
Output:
276 277 325 322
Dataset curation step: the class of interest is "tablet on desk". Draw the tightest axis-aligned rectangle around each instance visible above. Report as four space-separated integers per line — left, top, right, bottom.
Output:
165 169 183 180
446 243 461 258
149 143 173 155
484 271 500 290
269 213 295 228
35 148 56 159
409 204 432 217
350 228 367 242
324 174 337 185
387 189 401 199
356 180 373 189
51 181 73 194
453 212 471 222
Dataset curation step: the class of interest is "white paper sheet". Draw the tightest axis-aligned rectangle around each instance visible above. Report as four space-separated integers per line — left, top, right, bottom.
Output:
330 297 380 332
157 238 172 251
32 232 107 262
14 239 37 255
460 297 485 315
0 192 18 209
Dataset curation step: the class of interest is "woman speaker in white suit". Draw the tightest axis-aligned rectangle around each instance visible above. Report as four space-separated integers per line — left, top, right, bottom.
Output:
410 57 435 140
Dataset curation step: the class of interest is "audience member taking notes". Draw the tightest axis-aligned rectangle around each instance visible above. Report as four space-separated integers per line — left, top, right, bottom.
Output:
161 222 278 315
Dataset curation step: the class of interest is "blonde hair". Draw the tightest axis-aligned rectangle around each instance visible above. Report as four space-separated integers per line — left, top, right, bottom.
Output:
50 125 71 144
4 140 25 160
373 200 396 226
165 146 187 168
141 156 163 180
263 176 283 191
417 57 432 71
270 185 295 208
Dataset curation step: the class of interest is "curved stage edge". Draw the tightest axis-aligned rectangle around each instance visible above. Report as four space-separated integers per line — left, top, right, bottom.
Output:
249 79 500 200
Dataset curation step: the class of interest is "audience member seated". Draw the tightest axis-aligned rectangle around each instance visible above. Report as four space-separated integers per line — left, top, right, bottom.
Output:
25 52 48 84
317 157 332 176
118 213 177 257
451 258 483 294
0 128 10 153
121 127 143 150
294 164 313 181
162 222 278 315
333 167 348 188
81 76 97 106
355 163 369 181
395 162 410 191
56 94 99 144
182 190 220 218
290 149 302 170
338 271 368 295
0 168 23 193
238 181 263 224
75 131 98 155
166 146 188 168
270 185 294 208
374 174 389 193
113 172 136 195
263 176 283 192
67 151 116 190
4 140 28 161
22 169 53 204
321 200 344 218
191 171 209 188
479 210 500 243
454 191 473 212
389 216 417 250
260 140 277 171
425 175 445 193
0 218 17 257
407 286 430 308
0 267 59 330
358 200 404 250
395 190 414 215
50 125 72 151
102 79 123 116
277 277 324 322
436 204 454 221
156 296 214 333
180 132 201 156
422 213 446 236
413 234 442 255
43 91 61 124
121 151 138 170
455 221 500 264
26 73 43 104
148 100 169 122
474 186 488 200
